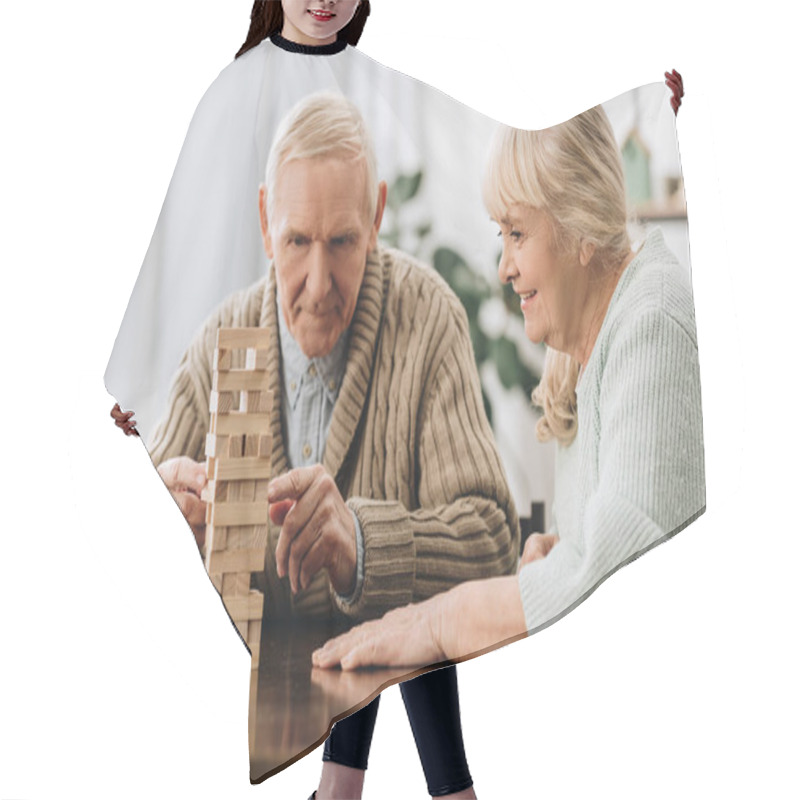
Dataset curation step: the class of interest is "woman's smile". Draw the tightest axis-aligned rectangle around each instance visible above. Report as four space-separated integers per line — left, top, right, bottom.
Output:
308 8 335 22
518 289 538 310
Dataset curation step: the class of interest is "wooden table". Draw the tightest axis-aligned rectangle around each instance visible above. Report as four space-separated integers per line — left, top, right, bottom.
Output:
248 618 418 783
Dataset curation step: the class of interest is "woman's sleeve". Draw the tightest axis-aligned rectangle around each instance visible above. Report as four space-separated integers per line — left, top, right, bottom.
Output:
518 306 705 633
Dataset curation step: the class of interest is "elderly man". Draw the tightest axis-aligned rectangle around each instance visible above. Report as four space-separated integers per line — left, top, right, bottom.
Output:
150 91 518 620
148 91 517 800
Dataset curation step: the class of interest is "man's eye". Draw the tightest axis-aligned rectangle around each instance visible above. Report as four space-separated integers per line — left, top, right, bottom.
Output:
290 236 309 247
510 230 523 241
331 235 355 247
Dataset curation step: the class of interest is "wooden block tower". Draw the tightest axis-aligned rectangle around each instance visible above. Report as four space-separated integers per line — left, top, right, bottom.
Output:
201 328 273 668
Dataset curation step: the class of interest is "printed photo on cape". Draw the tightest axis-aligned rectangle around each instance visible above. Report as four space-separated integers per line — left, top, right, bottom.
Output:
105 36 703 781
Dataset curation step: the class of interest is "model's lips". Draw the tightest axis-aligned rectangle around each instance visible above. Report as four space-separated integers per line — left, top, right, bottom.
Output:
308 9 335 21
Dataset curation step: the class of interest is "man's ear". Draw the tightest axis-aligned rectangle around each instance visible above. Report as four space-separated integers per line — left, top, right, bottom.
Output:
368 181 388 251
258 185 274 259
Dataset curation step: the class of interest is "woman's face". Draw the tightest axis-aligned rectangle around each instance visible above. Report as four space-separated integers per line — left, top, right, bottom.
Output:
281 0 361 46
496 205 587 355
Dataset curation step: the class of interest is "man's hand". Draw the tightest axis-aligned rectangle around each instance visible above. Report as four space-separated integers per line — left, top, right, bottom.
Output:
268 464 357 596
157 457 207 549
519 532 560 570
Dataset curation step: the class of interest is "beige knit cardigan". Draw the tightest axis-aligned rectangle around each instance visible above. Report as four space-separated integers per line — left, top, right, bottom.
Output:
149 246 519 620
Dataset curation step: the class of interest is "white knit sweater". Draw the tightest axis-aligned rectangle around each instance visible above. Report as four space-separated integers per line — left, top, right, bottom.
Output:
518 229 705 631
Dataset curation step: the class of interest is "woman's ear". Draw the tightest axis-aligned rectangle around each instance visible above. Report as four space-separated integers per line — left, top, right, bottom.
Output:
258 185 274 259
579 240 596 267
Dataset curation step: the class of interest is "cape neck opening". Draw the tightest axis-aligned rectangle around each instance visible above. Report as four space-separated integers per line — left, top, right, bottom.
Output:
270 33 348 55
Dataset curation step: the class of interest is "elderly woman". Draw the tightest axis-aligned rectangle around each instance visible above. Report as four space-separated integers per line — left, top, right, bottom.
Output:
312 104 705 670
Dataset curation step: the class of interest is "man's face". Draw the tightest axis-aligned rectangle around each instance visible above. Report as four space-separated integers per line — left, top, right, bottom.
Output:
261 157 385 359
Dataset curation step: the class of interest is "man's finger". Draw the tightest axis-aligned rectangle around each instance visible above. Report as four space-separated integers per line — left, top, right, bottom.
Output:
175 491 206 528
268 465 322 503
286 515 326 593
269 499 294 526
159 457 207 492
298 534 329 592
274 472 328 544
275 500 317 579
274 474 330 578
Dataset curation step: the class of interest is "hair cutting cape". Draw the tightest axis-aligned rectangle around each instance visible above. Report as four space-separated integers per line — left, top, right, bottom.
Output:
105 37 704 782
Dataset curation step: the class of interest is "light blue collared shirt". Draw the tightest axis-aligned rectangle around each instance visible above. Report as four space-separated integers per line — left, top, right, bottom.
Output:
276 287 364 603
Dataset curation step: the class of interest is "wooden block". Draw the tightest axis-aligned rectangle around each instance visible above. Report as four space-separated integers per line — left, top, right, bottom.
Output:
234 618 248 640
219 431 253 597
246 348 269 370
201 481 228 503
258 435 272 459
244 431 259 458
222 573 250 597
213 348 232 371
214 412 271 436
207 547 265 575
217 328 270 350
213 457 273 481
248 619 262 647
214 369 269 393
210 502 269 527
224 591 264 622
209 390 235 414
205 433 232 459
205 524 228 554
252 524 269 551
255 479 270 503
243 389 274 414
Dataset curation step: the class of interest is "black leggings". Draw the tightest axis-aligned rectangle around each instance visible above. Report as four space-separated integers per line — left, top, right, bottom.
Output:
322 665 472 797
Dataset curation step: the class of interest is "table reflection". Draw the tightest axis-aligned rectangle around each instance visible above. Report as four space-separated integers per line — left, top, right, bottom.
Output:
249 618 418 782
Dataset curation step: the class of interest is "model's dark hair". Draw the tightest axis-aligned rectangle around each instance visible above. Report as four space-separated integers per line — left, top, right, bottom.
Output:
236 1 371 58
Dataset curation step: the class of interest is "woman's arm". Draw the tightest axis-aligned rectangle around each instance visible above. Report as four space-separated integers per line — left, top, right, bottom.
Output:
313 574 527 669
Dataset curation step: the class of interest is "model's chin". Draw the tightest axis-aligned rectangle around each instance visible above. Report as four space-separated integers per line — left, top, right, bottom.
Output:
296 327 344 359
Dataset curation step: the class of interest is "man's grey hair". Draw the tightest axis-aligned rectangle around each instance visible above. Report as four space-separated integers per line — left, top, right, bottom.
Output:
265 91 379 221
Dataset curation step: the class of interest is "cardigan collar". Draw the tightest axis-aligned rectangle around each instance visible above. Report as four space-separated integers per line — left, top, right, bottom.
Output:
260 247 386 484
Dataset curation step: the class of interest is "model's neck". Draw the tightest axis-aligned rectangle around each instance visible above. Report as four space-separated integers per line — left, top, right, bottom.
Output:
271 31 347 55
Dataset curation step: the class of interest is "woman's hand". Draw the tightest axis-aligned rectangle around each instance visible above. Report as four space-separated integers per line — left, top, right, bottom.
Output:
519 532 560 570
313 576 527 670
110 403 139 436
312 594 448 670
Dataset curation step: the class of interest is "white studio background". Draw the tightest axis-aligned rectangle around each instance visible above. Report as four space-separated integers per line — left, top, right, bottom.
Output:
1 2 797 799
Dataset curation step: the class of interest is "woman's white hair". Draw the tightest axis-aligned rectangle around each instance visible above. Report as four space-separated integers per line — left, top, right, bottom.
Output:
482 106 630 446
265 91 379 221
